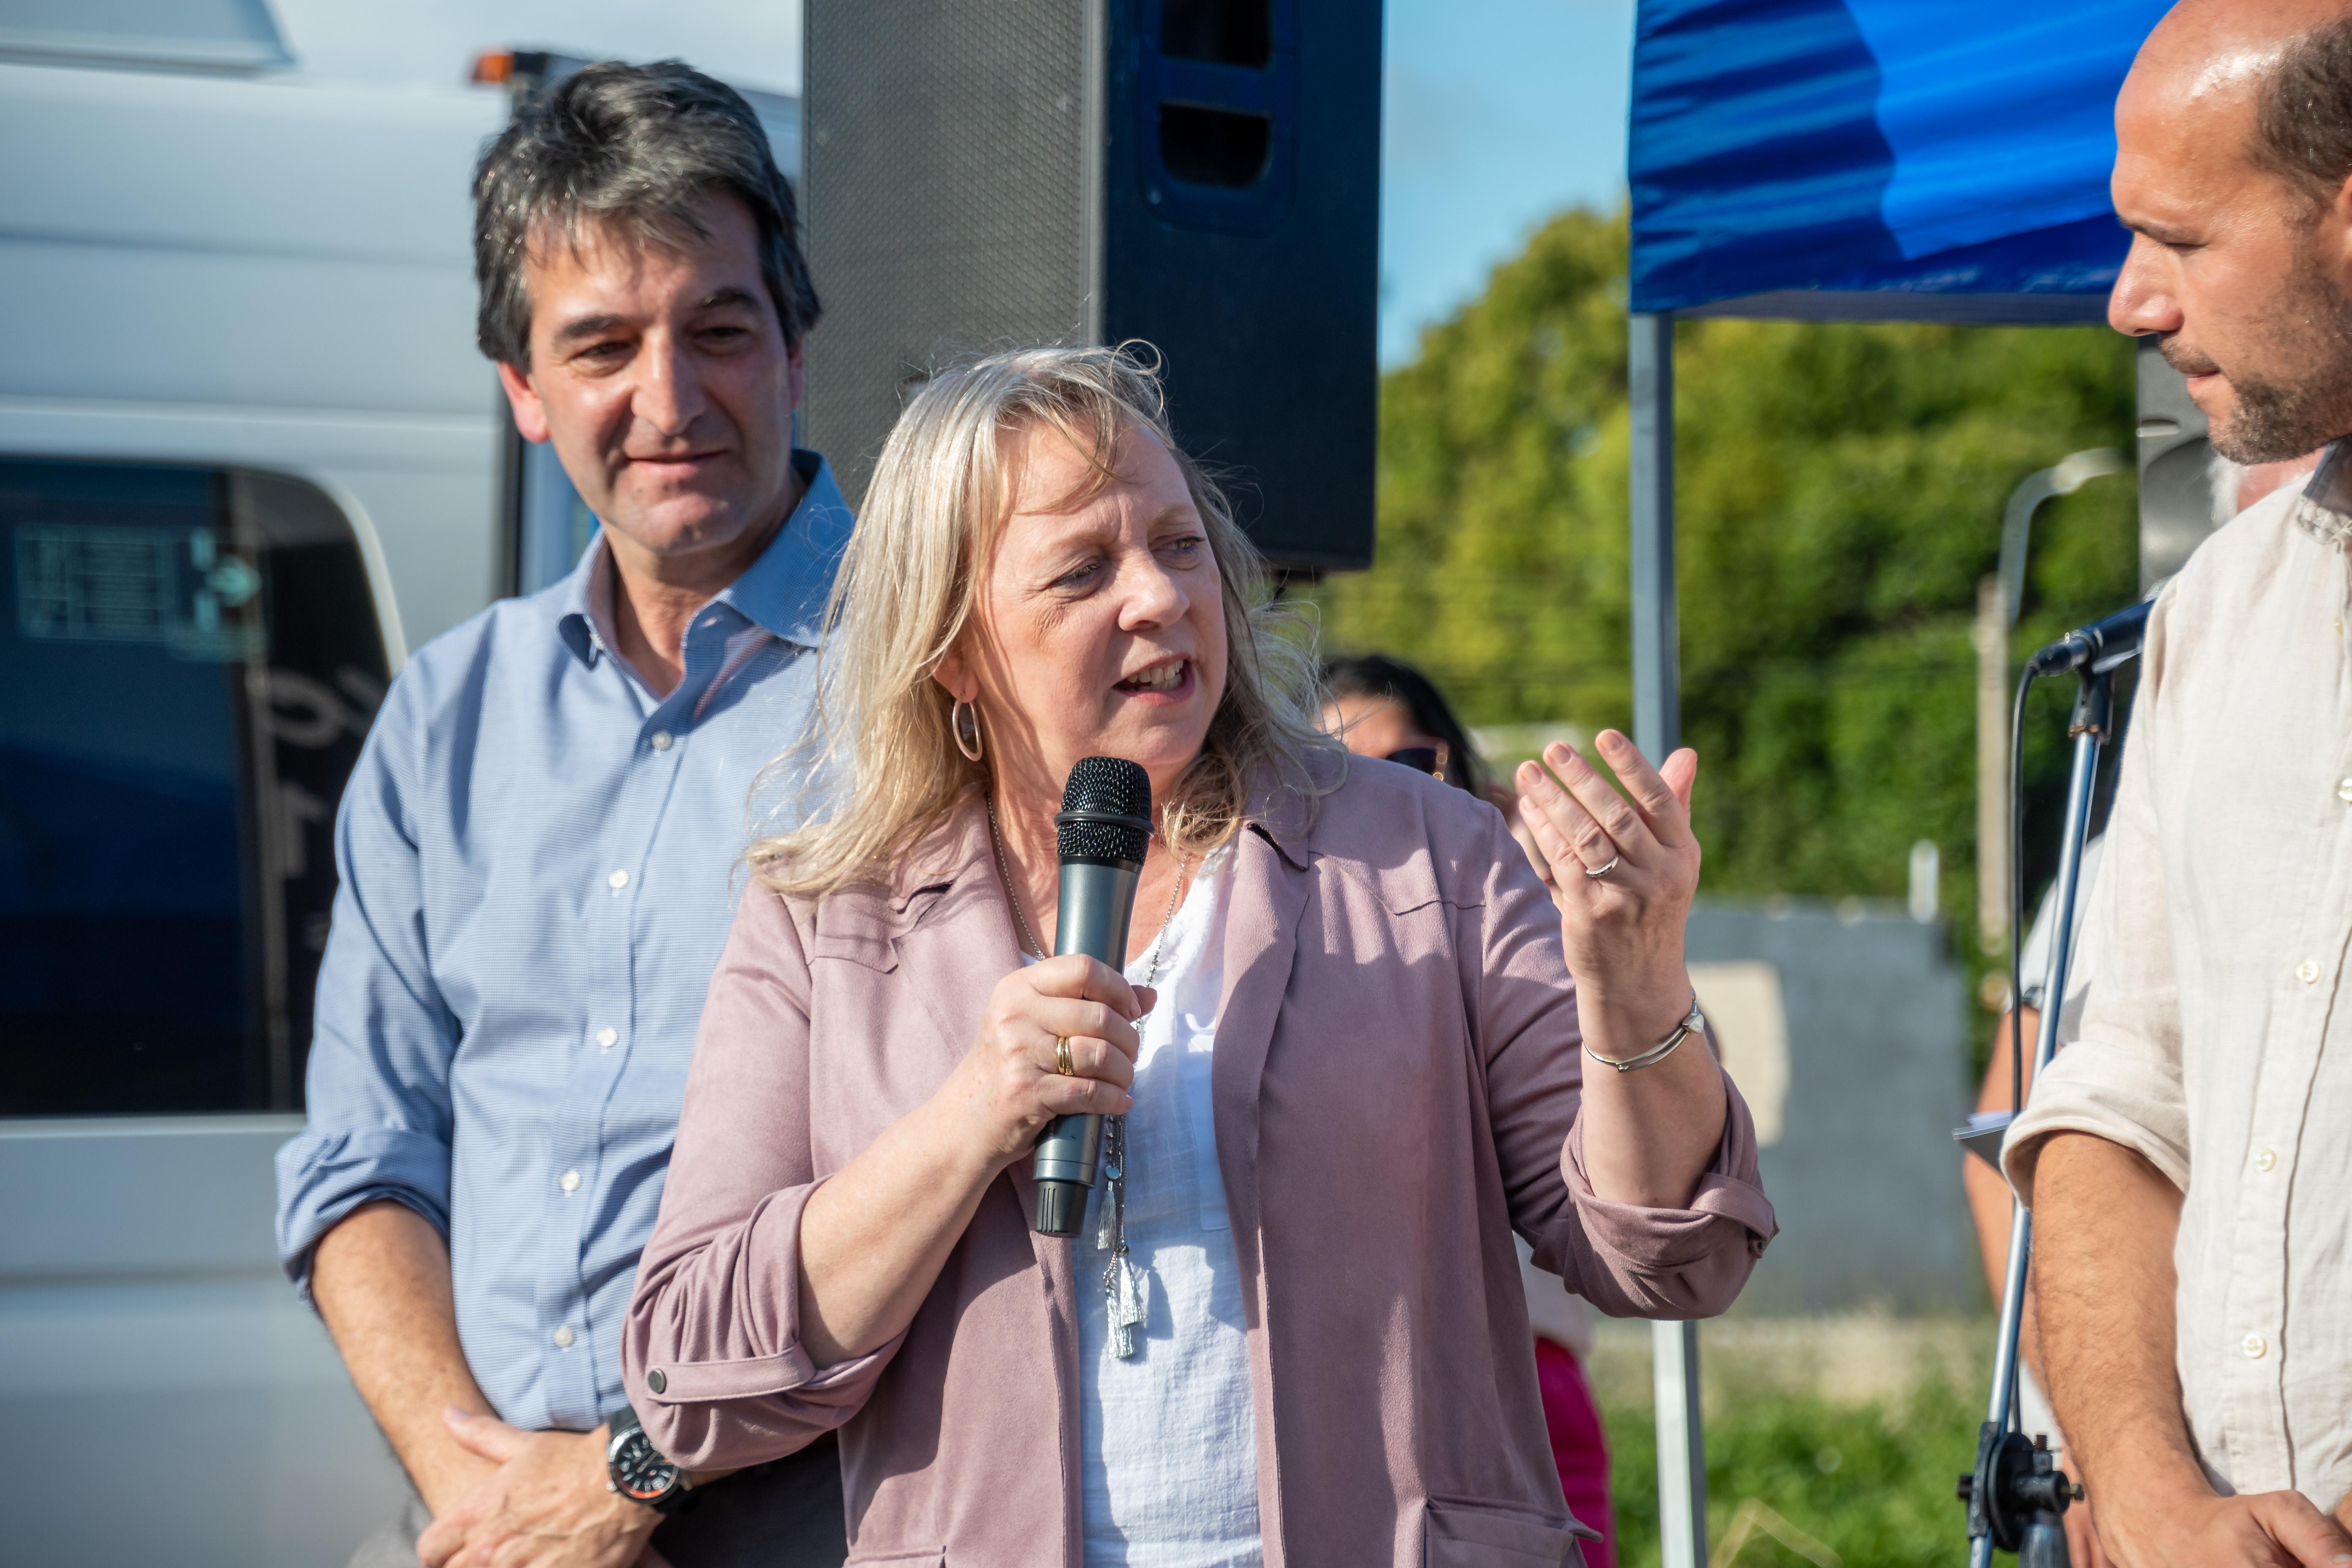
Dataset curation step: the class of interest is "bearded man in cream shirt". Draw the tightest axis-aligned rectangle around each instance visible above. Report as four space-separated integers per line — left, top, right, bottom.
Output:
2005 5 2352 1566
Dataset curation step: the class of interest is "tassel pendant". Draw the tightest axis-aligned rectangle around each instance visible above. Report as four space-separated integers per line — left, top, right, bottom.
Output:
1107 1253 1149 1358
1098 1116 1148 1358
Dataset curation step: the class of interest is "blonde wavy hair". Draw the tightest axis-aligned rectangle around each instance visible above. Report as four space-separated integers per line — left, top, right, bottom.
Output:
751 343 1340 897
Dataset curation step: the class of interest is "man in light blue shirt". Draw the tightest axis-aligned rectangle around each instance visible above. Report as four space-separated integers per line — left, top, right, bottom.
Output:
275 63 848 1568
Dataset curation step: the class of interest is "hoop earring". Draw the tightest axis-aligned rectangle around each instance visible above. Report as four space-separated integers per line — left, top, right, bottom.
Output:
952 698 985 763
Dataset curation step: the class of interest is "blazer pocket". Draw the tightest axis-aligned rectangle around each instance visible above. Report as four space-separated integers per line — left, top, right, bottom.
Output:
809 931 898 972
1423 1496 1602 1567
844 1554 944 1566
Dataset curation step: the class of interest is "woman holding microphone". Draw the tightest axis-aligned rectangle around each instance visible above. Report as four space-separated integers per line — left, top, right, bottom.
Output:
623 346 1772 1567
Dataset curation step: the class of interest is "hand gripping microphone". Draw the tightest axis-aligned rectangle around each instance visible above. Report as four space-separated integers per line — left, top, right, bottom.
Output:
2023 598 2153 677
1029 757 1153 1237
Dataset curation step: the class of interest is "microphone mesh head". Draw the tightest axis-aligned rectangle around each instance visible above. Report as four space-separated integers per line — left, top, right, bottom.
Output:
1056 757 1152 863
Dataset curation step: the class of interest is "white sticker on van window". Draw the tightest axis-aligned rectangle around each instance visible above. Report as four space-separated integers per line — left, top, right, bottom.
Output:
15 524 264 660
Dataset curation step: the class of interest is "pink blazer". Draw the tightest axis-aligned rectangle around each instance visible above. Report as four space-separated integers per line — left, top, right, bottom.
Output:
623 761 1774 1568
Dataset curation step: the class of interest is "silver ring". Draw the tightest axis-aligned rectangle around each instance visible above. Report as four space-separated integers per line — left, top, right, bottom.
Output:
1583 855 1621 879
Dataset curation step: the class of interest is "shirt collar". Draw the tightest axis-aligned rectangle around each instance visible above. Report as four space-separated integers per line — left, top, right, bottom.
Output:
717 450 854 649
553 538 611 670
1243 753 1337 870
555 449 852 667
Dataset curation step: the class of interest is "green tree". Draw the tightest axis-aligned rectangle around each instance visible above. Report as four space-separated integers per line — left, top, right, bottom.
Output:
1310 208 2139 935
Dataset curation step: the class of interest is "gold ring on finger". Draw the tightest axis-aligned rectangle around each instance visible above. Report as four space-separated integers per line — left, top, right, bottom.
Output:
1055 1036 1075 1076
1583 855 1621 879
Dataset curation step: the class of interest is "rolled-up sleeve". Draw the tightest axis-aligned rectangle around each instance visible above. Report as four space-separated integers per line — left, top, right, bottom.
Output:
274 675 460 1301
1554 1087 1774 1316
1473 807 1775 1319
621 881 899 1472
2003 627 2187 1204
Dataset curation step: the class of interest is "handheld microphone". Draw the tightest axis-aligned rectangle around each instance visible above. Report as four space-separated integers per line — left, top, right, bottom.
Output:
2023 598 2152 678
1030 757 1153 1237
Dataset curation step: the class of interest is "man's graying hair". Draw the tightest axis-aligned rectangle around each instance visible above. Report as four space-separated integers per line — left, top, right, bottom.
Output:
2254 16 2352 215
471 60 820 368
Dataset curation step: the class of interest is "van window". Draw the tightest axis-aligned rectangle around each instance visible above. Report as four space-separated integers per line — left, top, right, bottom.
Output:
0 460 389 1116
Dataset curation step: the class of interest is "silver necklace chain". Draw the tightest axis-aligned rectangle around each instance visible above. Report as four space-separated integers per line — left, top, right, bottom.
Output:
985 795 1049 962
984 794 1186 1359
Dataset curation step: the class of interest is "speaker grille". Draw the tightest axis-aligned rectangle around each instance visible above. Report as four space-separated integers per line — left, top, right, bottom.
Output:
804 0 1095 506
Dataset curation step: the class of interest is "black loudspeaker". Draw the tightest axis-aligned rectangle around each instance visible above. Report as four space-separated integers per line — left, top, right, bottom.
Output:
802 0 1380 572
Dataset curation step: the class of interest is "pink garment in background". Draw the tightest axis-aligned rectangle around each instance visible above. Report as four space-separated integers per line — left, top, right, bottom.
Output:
1536 1337 1615 1568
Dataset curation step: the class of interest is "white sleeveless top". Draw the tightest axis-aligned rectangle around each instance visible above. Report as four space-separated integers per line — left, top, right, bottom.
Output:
1036 847 1262 1567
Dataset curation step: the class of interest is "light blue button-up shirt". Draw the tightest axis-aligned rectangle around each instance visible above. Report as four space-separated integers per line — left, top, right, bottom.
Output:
275 453 849 1433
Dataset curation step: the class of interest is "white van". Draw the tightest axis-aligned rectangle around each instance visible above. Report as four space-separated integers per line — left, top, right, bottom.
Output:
0 27 795 1565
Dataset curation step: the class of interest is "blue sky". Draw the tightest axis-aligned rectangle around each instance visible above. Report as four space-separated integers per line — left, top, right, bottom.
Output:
1380 0 1636 363
273 0 1633 369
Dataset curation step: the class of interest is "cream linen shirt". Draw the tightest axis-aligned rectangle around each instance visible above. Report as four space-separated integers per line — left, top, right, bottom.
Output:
2006 454 2352 1504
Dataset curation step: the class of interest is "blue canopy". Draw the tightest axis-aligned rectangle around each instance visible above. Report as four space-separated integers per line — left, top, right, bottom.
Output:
1629 0 2172 322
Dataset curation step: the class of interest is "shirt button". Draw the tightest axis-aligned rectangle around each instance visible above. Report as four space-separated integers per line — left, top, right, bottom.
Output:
596 1027 618 1049
560 1169 580 1193
2243 1333 2268 1359
553 1325 574 1349
651 730 674 751
608 869 629 890
2338 778 2352 803
2257 1146 2278 1172
2298 959 2321 985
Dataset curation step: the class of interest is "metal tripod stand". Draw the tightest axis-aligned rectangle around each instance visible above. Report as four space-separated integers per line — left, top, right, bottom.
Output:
1960 640 2138 1567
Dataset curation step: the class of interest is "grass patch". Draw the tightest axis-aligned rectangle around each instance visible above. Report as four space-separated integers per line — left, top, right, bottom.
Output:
1603 1374 1982 1567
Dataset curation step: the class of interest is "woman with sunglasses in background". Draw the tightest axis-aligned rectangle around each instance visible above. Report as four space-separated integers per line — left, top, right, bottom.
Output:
1320 652 1623 1568
1320 654 1485 795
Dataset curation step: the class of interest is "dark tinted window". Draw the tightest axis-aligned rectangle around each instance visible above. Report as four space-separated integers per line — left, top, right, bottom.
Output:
1162 0 1272 68
0 460 388 1116
1159 104 1273 188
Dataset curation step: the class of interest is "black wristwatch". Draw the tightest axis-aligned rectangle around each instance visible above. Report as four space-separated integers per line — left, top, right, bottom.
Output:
605 1402 691 1514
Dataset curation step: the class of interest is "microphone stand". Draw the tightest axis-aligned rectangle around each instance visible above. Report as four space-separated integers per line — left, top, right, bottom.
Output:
1961 662 2121 1568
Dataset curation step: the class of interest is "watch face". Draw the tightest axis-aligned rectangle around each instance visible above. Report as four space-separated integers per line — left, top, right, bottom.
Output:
611 1431 679 1503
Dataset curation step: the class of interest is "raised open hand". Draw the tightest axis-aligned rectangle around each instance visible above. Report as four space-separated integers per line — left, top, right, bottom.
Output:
1514 730 1701 1025
1511 729 1723 1208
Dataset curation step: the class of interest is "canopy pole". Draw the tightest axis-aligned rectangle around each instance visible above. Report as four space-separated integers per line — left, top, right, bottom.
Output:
1630 311 1680 760
1629 308 1707 1568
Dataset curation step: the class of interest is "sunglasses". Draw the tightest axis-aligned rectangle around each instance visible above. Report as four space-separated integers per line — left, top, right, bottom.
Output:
1386 741 1449 783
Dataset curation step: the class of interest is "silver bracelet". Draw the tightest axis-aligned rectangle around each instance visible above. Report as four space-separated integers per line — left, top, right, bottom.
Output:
1584 995 1705 1073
